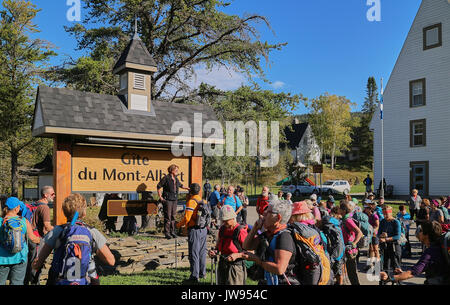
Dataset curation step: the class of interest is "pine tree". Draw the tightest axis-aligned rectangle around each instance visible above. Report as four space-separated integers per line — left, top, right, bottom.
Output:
0 0 56 195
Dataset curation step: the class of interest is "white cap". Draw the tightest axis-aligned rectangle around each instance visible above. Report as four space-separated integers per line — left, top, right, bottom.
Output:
310 194 317 201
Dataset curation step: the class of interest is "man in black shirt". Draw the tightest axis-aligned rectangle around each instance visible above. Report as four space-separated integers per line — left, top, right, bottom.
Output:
157 164 190 239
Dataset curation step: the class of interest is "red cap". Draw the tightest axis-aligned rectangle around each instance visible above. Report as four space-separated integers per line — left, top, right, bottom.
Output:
292 201 311 215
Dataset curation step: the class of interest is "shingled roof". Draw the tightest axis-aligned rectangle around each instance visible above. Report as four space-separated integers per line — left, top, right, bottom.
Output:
283 123 309 150
32 86 223 143
113 35 157 71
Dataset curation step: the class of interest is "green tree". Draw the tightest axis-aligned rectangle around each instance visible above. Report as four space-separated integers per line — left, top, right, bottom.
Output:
48 0 286 100
305 94 358 170
0 0 55 196
355 76 379 167
199 85 301 186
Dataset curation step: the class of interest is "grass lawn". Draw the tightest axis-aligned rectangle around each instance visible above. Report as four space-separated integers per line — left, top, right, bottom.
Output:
101 264 258 285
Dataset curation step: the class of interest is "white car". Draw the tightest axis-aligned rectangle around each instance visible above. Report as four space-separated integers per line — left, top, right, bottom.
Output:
281 180 319 196
319 180 351 196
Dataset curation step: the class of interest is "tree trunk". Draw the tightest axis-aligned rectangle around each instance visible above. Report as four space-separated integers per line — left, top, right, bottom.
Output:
11 148 19 197
331 142 336 170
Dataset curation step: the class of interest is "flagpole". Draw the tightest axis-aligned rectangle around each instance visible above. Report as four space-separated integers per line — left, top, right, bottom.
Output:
380 78 384 199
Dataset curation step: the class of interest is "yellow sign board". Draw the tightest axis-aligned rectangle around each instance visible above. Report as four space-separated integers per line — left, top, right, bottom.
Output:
72 146 190 192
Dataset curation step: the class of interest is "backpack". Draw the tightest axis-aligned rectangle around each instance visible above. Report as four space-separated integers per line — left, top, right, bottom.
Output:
398 221 408 247
288 222 331 285
0 217 26 254
120 216 138 236
193 198 211 229
352 212 373 248
321 216 345 263
438 206 450 223
219 224 247 253
318 207 330 219
50 221 93 285
24 202 44 237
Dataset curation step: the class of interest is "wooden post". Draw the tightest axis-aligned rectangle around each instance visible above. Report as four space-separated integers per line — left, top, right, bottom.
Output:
190 156 203 197
53 137 72 225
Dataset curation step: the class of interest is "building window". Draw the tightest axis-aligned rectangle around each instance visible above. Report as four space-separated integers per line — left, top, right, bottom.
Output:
410 119 426 147
120 74 128 90
423 23 442 50
409 78 426 107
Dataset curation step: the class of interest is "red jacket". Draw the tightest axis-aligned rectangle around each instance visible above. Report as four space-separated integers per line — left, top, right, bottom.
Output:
256 196 269 215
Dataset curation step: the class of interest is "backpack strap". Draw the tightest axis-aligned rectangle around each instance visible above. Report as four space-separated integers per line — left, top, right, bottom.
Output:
231 225 245 253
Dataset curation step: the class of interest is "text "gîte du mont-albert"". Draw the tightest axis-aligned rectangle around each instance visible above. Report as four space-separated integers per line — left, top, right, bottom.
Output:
76 153 187 183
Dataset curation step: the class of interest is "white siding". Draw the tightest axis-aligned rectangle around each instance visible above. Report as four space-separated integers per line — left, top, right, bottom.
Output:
372 0 450 196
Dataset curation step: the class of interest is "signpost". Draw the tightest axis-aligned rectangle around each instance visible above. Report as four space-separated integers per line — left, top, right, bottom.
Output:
106 200 158 217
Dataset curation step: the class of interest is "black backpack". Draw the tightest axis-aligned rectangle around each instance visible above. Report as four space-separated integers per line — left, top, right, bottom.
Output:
193 199 211 229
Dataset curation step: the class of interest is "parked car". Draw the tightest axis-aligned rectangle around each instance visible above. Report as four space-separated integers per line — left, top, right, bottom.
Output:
319 180 351 196
281 180 319 197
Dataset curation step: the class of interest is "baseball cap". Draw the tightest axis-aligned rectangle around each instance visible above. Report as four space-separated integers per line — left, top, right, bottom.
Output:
5 197 22 210
310 194 317 201
292 201 311 215
220 205 236 221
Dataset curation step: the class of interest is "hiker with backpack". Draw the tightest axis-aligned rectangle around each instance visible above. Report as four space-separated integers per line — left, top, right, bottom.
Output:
24 185 55 285
438 200 450 224
0 197 40 285
176 183 209 284
236 187 249 225
380 220 450 285
397 205 412 258
378 205 403 274
430 199 445 224
209 185 221 228
208 205 248 285
219 186 243 217
363 203 380 271
242 199 300 285
256 186 270 216
339 201 364 285
32 194 115 285
288 201 333 285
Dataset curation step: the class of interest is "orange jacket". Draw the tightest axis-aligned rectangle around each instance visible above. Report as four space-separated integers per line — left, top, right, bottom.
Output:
176 194 202 229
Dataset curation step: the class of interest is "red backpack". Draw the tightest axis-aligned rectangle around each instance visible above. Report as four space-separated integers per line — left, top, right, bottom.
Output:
219 224 247 254
24 202 44 237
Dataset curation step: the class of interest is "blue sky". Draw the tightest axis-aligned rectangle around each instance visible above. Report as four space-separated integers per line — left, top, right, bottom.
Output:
27 0 422 114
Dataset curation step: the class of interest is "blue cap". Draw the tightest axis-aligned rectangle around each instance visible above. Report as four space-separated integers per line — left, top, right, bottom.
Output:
5 197 23 210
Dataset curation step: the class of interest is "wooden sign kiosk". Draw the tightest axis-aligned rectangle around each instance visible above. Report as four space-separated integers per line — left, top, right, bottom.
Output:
32 31 222 225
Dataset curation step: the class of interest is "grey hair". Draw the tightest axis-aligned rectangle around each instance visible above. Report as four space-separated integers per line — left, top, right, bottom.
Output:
269 198 292 225
286 192 292 197
214 184 220 191
41 186 53 197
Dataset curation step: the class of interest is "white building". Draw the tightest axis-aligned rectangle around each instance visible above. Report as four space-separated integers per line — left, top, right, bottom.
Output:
370 0 450 196
284 121 321 166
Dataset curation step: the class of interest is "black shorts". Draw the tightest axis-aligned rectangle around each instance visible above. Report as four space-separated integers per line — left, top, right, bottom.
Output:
332 259 344 276
371 236 379 246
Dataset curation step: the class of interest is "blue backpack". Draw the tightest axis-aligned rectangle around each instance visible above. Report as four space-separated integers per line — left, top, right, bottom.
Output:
321 216 345 263
51 216 93 285
0 217 26 254
438 206 450 223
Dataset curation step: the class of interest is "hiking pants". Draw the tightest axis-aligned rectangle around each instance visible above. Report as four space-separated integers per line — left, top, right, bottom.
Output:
345 256 360 285
240 209 247 225
163 200 178 236
0 261 27 285
217 258 247 285
188 227 208 279
25 240 42 285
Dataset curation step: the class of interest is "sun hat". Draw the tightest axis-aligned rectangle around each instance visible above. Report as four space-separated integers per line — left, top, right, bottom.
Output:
5 197 22 210
220 205 236 221
292 201 311 215
310 194 317 201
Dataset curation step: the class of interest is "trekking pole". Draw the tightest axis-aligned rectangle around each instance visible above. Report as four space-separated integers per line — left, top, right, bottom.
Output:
175 236 178 270
282 273 292 286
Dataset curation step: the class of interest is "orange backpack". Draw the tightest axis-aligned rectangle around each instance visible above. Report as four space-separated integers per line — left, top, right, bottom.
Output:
289 222 331 285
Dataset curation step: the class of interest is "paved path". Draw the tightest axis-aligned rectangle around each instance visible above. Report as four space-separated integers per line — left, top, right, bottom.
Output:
246 207 425 285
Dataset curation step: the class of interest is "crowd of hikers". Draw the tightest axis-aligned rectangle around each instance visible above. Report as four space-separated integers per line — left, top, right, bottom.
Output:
177 182 450 286
0 188 115 285
0 163 449 286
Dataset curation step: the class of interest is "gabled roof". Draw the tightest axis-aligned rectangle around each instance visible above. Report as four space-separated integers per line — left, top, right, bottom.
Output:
283 123 309 150
32 86 223 143
113 35 157 72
